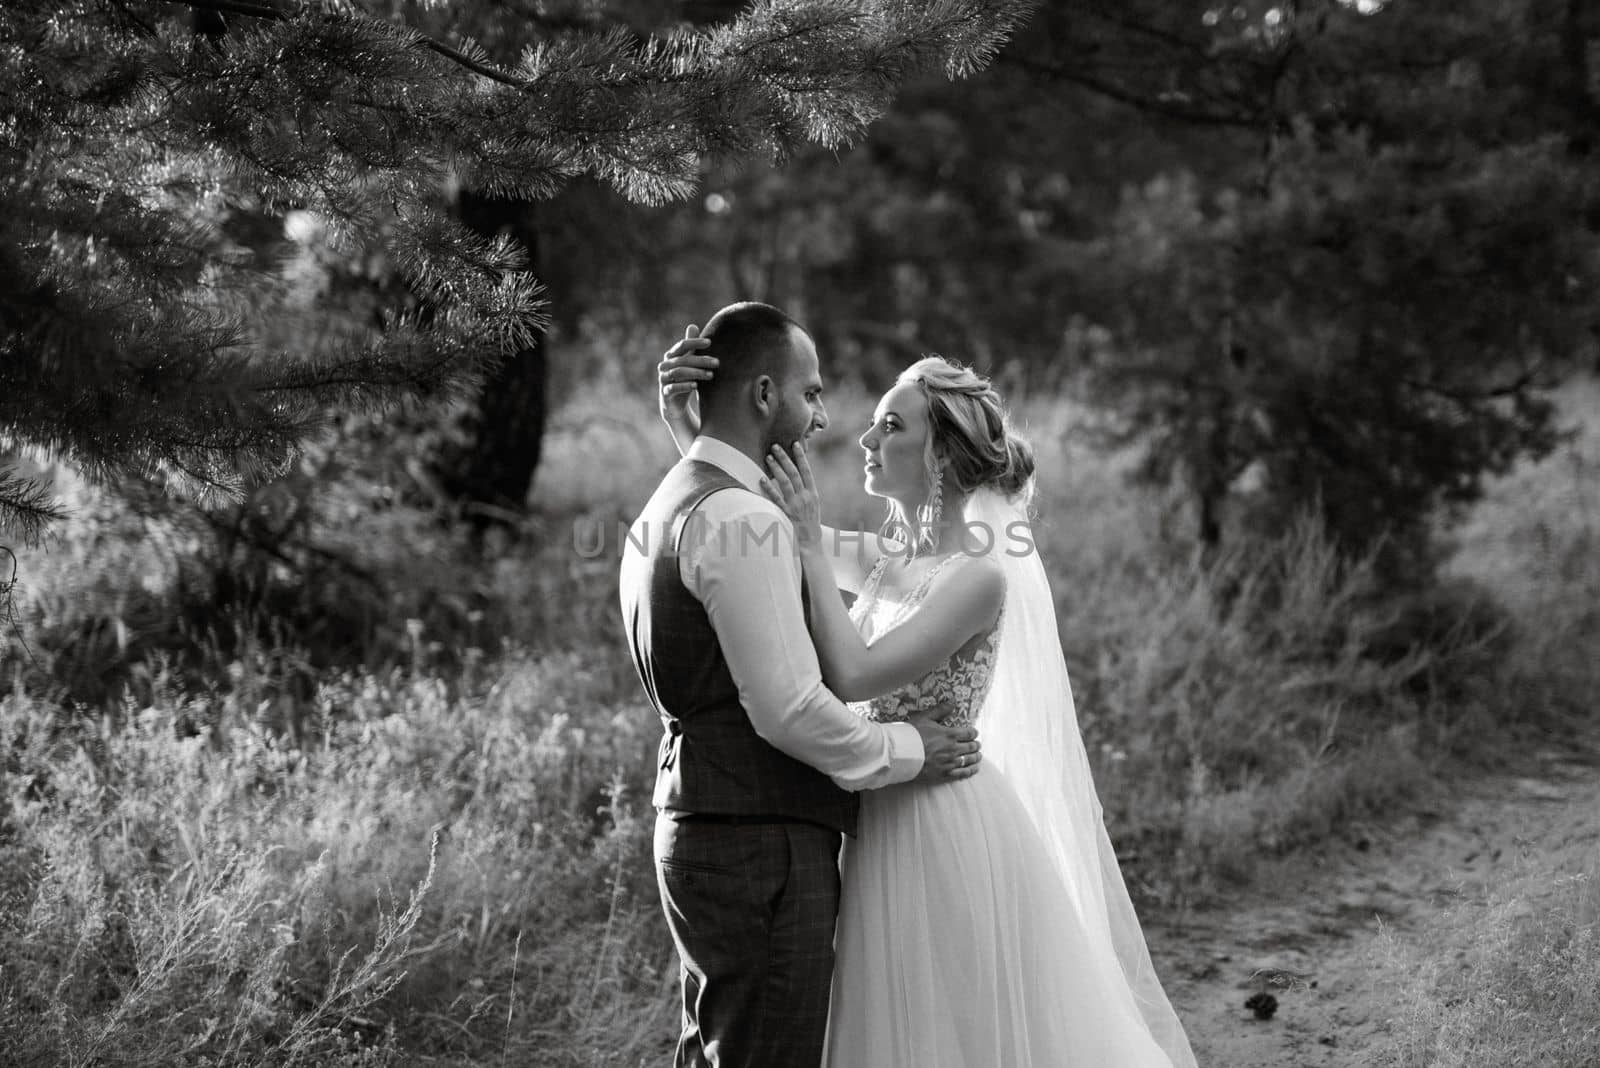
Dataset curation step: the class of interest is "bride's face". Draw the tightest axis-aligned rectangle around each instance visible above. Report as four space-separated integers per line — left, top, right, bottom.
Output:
859 381 933 503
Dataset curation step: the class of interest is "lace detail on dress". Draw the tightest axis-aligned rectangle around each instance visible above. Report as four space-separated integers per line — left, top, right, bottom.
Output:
846 553 1003 726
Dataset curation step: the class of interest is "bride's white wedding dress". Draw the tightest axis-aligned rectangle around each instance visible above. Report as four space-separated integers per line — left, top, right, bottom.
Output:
823 494 1197 1068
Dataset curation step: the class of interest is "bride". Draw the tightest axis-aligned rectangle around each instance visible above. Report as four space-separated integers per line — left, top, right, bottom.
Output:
660 343 1197 1067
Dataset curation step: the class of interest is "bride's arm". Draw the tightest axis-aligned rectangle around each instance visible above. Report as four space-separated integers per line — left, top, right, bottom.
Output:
657 325 716 456
800 542 1001 701
764 444 1003 702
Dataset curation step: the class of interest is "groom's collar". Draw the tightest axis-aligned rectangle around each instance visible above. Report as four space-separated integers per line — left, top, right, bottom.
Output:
686 435 766 494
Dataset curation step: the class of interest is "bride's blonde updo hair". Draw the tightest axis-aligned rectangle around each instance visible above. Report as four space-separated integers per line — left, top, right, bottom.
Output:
898 356 1036 502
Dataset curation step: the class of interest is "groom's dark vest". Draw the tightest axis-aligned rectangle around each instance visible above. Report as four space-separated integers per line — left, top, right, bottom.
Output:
621 458 859 836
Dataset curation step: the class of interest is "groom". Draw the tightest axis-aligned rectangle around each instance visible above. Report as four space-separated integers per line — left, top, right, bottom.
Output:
619 301 981 1068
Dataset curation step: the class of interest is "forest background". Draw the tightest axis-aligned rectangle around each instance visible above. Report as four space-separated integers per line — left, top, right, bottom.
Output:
2 0 1598 1064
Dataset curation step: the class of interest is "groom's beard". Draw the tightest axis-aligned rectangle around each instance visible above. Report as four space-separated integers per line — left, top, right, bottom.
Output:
764 417 814 457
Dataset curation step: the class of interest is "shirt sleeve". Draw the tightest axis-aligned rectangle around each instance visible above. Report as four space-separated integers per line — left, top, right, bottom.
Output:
679 490 924 791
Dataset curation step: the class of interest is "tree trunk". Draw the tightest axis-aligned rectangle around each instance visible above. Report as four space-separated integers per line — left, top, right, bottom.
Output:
1567 0 1600 135
437 192 548 534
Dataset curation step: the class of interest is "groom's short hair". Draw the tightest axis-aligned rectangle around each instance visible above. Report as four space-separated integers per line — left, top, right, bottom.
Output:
697 302 808 422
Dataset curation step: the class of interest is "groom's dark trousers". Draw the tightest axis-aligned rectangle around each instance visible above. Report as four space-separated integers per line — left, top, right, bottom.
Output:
654 817 842 1068
622 460 859 1068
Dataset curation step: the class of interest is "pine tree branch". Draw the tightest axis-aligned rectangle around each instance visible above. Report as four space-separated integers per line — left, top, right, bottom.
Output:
158 0 565 89
1398 369 1541 406
189 501 384 592
109 0 161 37
1002 54 1261 127
1078 0 1217 57
0 542 40 671
168 0 282 20
0 469 69 548
3 0 1038 539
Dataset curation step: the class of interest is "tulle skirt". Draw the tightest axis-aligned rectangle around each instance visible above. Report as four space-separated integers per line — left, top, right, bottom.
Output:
822 766 1177 1068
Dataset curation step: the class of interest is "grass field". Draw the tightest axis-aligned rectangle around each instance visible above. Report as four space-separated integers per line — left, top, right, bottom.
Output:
2 370 1595 1066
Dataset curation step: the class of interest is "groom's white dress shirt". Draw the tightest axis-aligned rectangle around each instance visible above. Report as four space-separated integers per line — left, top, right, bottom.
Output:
676 436 925 791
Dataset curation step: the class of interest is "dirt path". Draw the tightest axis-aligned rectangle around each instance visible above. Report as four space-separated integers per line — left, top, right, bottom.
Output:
1148 739 1600 1067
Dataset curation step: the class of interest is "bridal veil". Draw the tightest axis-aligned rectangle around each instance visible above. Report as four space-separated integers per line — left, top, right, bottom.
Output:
966 487 1198 1068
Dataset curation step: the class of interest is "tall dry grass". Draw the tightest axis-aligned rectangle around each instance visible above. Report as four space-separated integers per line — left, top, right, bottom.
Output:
0 652 674 1066
2 364 1594 1065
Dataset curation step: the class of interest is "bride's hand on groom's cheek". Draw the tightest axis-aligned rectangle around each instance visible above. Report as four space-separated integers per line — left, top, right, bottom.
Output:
760 443 823 544
909 716 982 783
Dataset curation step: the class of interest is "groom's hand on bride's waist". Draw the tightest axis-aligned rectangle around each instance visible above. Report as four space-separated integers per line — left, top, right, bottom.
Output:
909 716 981 783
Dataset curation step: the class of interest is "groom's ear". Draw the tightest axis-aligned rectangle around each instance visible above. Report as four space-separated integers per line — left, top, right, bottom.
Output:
751 374 775 416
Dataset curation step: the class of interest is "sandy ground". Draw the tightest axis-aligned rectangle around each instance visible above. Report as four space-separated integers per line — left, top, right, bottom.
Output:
1148 738 1600 1067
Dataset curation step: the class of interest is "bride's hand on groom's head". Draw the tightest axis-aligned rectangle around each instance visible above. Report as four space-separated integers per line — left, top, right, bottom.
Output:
909 715 982 783
760 442 823 545
657 324 718 426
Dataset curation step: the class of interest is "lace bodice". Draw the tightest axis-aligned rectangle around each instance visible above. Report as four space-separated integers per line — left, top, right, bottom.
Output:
846 553 1003 726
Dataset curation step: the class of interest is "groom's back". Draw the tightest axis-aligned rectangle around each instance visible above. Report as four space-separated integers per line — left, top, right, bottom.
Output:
619 459 856 833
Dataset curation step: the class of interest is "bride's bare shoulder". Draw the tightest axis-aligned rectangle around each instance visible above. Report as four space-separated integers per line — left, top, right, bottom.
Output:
922 552 1004 615
954 552 1005 597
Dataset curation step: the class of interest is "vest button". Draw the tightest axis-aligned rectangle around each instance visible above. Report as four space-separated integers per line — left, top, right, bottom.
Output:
667 720 683 736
